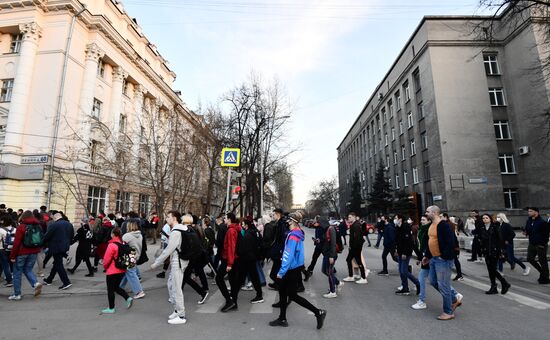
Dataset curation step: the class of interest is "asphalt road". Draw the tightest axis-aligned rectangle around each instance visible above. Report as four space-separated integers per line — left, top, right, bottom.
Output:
1 228 549 340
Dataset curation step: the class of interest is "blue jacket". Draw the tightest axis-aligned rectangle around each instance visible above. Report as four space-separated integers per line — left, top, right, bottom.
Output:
43 219 74 254
278 228 305 277
525 216 549 246
383 222 396 248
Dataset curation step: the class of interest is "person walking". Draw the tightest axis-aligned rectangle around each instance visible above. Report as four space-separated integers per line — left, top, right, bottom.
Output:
496 213 529 276
269 212 327 329
443 214 463 282
67 218 94 277
237 217 264 304
100 227 133 314
343 212 367 284
467 210 484 263
303 216 325 281
378 216 397 275
524 207 549 284
412 215 431 310
479 214 511 294
42 212 73 290
215 213 242 312
321 217 342 298
151 211 190 324
94 217 114 272
8 210 43 300
120 221 145 299
374 216 384 248
395 214 421 295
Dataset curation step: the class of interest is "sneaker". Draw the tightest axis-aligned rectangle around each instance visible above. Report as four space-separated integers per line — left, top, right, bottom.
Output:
395 288 411 296
411 300 427 310
221 301 237 312
337 281 345 290
396 285 403 290
241 285 254 291
476 259 483 263
101 308 115 314
156 272 166 279
198 292 209 305
85 273 94 277
126 297 133 308
453 275 463 281
4 281 13 287
59 283 72 290
8 295 21 301
34 282 42 297
437 313 455 321
38 272 45 277
272 301 281 308
250 296 264 304
316 309 327 329
93 267 98 272
377 270 389 276
501 282 511 295
43 279 52 286
269 318 288 327
343 276 356 282
323 292 337 299
168 316 187 325
168 311 179 320
485 287 498 295
467 258 476 262
268 282 278 290
452 293 463 311
134 291 146 299
365 269 371 278
523 267 531 276
303 270 313 282
356 278 368 284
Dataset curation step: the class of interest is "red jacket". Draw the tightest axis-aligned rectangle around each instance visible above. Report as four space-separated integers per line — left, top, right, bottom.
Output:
10 217 42 260
103 237 126 275
222 223 241 267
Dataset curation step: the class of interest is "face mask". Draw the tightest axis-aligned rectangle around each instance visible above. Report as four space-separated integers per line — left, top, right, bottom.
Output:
393 219 399 225
407 219 413 224
496 217 502 223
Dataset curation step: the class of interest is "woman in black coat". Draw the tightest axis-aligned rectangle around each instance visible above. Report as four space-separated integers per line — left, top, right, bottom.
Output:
496 213 529 275
479 214 510 295
67 219 94 277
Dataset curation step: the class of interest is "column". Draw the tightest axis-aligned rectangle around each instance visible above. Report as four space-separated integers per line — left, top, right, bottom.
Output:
3 22 42 157
132 84 145 161
78 43 103 151
110 66 127 133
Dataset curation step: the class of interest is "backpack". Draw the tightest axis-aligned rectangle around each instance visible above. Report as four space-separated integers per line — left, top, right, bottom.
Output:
174 227 204 262
114 242 136 270
236 228 263 260
2 227 16 251
85 227 94 240
326 226 343 254
23 224 44 248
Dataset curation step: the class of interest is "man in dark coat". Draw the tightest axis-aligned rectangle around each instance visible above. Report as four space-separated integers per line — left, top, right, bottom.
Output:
43 212 74 289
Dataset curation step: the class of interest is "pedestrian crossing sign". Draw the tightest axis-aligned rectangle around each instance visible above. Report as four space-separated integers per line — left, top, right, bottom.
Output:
221 148 240 167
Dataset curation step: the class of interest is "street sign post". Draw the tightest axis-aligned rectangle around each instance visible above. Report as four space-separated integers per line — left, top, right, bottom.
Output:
221 148 241 213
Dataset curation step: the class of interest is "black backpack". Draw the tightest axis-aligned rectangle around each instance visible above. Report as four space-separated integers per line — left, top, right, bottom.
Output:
114 242 137 270
174 227 204 262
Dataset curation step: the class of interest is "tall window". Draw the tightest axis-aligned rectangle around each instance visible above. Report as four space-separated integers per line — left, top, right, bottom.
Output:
483 54 500 75
97 59 105 78
403 171 409 187
417 101 424 119
0 79 14 102
424 162 431 181
386 155 390 167
412 167 419 184
388 100 394 117
489 88 506 106
119 114 127 133
499 154 516 174
401 145 406 160
9 34 23 53
87 186 106 215
503 188 518 209
385 133 389 146
138 194 150 214
122 78 129 95
116 191 131 213
382 107 387 122
92 98 102 118
399 120 404 135
494 120 511 139
391 127 396 141
395 174 400 189
421 131 428 149
393 151 398 164
410 139 416 156
407 112 414 128
403 81 411 102
412 68 421 91
395 91 401 110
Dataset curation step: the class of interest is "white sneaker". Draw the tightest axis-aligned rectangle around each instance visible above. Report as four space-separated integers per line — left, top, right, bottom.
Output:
355 278 368 284
168 316 187 325
365 269 371 278
337 281 345 290
455 293 463 303
134 291 146 299
241 286 254 291
476 259 483 264
34 282 42 297
8 295 22 301
411 300 427 310
168 311 179 320
323 292 337 299
523 267 530 276
343 276 356 282
396 285 403 290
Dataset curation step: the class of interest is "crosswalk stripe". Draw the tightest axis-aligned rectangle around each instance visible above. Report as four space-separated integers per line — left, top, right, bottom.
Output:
461 277 550 310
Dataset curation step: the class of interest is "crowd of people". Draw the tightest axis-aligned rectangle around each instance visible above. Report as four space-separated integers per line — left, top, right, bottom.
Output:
0 202 548 327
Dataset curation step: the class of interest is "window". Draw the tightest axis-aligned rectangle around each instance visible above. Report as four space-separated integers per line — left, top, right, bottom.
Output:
388 100 394 117
404 171 409 187
417 101 424 119
391 127 396 141
138 194 150 214
386 155 390 167
382 107 387 122
483 54 500 75
489 88 506 106
92 98 102 118
503 188 518 209
421 131 428 149
385 133 389 146
410 139 416 156
426 192 434 206
0 79 14 102
395 91 401 110
499 154 516 174
122 78 128 95
90 140 99 164
494 120 511 139
413 68 421 91
399 120 404 135
424 162 431 181
412 167 419 184
9 34 23 53
403 81 410 102
116 190 131 213
407 112 414 128
401 145 406 160
119 114 127 133
87 186 106 215
393 151 398 164
395 174 400 189
97 59 105 77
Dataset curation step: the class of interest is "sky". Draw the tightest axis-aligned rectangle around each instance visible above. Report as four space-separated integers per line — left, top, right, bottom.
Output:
122 0 493 205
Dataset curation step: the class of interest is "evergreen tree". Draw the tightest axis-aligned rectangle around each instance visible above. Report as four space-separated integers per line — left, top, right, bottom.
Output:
349 171 362 215
392 189 416 218
367 164 392 215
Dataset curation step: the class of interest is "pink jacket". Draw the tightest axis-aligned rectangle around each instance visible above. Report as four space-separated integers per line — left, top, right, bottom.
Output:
103 237 126 275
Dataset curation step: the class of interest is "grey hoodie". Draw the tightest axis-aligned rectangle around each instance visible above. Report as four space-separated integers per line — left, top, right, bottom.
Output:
122 230 143 259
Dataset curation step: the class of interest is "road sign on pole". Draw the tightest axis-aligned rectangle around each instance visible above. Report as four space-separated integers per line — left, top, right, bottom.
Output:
221 148 240 167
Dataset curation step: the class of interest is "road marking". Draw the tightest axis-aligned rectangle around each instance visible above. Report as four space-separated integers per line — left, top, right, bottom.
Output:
250 288 276 314
461 277 550 310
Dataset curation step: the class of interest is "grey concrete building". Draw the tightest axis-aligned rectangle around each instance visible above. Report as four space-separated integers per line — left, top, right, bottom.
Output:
337 8 550 222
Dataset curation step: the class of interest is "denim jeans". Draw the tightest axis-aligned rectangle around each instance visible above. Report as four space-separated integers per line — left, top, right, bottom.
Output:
498 242 526 271
120 266 143 294
256 261 266 285
13 253 38 296
398 255 419 290
0 250 13 283
418 268 429 302
429 257 454 314
321 255 339 293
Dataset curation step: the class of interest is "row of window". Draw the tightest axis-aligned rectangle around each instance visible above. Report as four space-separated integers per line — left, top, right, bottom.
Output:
87 186 150 215
0 79 13 102
92 98 128 132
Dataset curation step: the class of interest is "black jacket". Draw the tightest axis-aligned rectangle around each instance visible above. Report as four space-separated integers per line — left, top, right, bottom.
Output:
479 223 502 258
43 219 74 254
72 224 93 257
423 220 455 261
349 221 364 250
237 227 261 262
396 222 421 257
322 225 337 258
525 216 549 246
215 223 227 256
499 222 515 245
270 219 289 260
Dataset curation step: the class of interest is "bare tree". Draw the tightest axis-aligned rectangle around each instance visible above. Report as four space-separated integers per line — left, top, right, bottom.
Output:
309 177 340 218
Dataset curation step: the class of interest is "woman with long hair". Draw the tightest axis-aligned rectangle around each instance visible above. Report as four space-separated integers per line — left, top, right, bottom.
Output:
480 214 510 295
496 213 530 276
